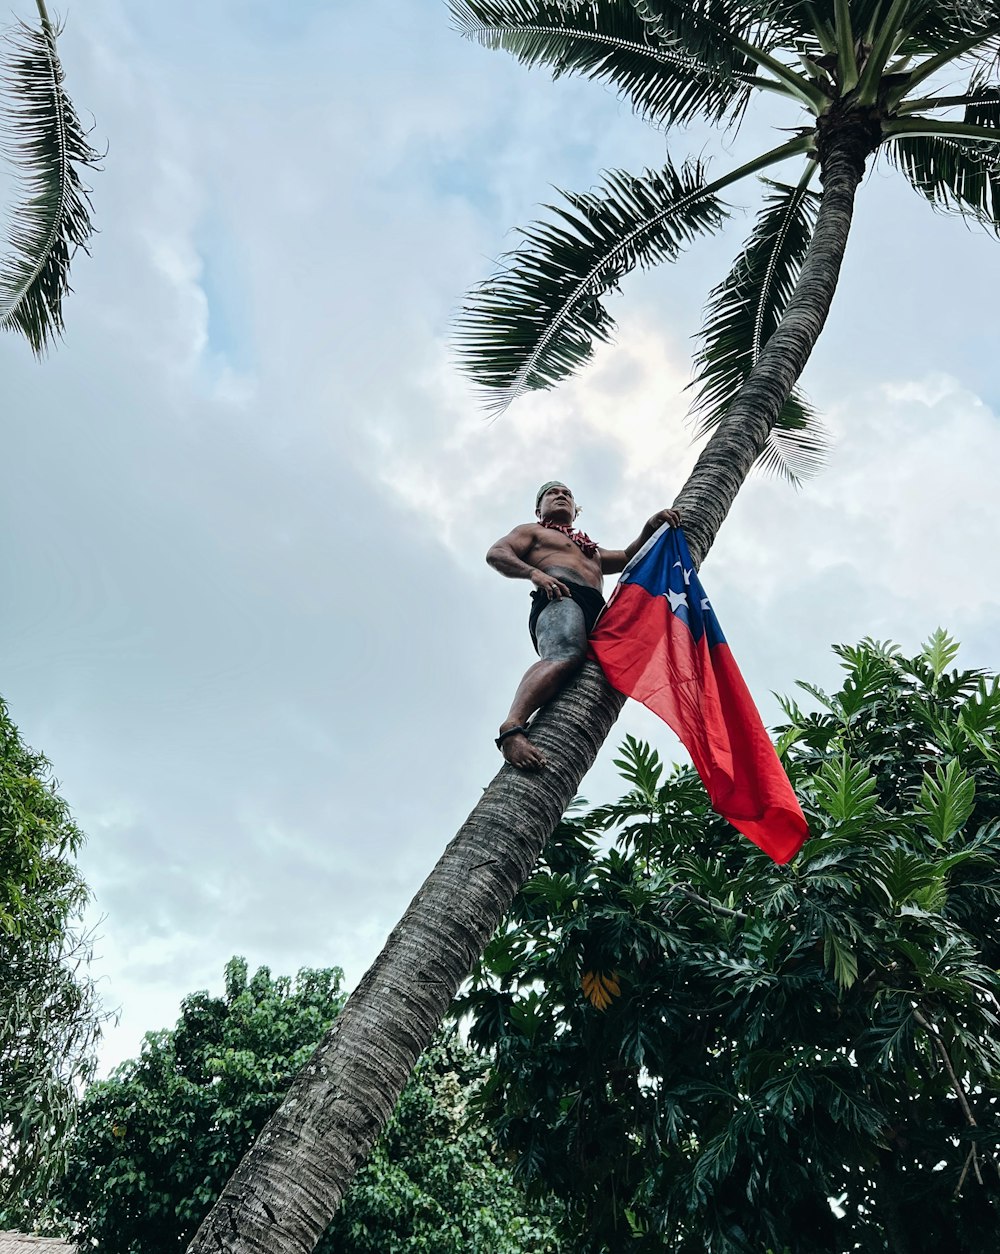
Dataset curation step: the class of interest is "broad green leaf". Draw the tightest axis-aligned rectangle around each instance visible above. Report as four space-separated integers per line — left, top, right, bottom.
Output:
879 846 939 907
919 628 962 684
823 929 858 989
911 876 948 913
917 757 976 845
832 637 902 668
810 755 878 824
957 677 1000 762
612 733 665 799
774 725 804 759
794 679 839 715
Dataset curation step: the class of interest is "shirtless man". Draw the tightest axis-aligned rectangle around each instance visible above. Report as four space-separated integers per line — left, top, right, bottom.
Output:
488 481 680 769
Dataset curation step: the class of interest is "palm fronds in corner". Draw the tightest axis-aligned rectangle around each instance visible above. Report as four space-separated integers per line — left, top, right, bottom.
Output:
453 0 1000 486
0 1 99 354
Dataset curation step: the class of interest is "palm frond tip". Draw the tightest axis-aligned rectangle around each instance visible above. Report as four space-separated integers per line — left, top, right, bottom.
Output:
889 129 1000 234
454 158 727 416
0 12 101 354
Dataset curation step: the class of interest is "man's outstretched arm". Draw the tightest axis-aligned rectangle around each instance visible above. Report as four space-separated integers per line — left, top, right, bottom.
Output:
600 508 681 575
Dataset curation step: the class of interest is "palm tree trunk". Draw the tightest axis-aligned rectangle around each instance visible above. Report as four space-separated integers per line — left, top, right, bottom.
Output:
678 121 876 565
187 127 875 1254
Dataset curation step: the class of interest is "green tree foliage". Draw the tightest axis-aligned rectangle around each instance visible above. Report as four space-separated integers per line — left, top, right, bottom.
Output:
330 1040 562 1253
456 632 1000 1253
0 694 103 1227
0 695 83 929
54 956 562 1253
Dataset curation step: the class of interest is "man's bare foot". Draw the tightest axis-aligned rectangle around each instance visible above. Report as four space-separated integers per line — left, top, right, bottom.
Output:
496 722 546 770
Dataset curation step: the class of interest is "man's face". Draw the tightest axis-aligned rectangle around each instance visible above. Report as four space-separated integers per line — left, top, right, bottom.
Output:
537 485 576 520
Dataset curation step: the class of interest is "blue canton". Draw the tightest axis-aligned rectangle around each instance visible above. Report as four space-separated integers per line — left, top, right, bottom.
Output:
623 528 727 647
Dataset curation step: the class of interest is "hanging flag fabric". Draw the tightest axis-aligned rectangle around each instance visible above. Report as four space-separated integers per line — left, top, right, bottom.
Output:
589 526 807 864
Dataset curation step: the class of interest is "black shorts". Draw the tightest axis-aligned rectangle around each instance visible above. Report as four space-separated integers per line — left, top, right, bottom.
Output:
528 580 606 653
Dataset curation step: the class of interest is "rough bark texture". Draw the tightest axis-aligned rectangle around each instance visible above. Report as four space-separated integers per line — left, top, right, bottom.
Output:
677 129 871 565
188 665 626 1253
188 130 875 1254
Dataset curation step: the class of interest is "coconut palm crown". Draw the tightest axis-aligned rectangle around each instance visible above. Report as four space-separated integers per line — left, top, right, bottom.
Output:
451 0 1000 481
0 0 99 354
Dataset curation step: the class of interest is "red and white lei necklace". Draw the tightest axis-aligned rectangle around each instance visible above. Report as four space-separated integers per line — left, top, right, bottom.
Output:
540 518 599 559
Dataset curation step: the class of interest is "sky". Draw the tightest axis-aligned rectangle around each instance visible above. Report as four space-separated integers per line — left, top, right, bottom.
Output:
1 0 998 1073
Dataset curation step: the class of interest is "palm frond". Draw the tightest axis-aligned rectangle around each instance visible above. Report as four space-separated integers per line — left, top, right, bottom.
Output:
964 74 1000 127
893 0 998 58
765 0 897 40
893 11 1000 106
689 169 828 484
843 0 1000 66
0 7 100 355
888 129 1000 234
635 0 794 61
448 0 755 128
758 402 829 482
455 158 727 415
638 0 826 107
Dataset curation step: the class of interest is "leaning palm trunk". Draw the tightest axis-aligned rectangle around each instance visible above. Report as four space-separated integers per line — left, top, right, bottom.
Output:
677 122 876 562
188 128 871 1254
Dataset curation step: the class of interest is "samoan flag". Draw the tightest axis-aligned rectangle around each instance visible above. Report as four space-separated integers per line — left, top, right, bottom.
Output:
589 526 807 864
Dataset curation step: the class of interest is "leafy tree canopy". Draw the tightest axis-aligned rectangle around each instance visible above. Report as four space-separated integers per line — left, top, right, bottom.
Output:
0 694 103 1227
52 956 562 1253
456 631 1000 1253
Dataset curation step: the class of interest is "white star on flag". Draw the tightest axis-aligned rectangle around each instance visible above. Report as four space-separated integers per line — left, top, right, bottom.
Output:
667 588 689 612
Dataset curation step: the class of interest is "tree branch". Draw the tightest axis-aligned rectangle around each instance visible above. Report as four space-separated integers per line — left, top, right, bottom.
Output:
912 1005 984 1196
912 1006 977 1128
673 884 749 920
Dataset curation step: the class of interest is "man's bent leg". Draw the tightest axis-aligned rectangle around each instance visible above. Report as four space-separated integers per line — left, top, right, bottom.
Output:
499 599 588 770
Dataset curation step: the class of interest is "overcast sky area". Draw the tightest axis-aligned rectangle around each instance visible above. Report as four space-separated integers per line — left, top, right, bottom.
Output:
2 0 999 1072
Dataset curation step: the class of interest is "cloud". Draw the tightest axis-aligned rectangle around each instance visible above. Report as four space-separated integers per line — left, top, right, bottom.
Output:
1 0 997 1072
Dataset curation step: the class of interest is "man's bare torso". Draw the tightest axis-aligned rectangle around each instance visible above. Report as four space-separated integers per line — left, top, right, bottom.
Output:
520 524 604 590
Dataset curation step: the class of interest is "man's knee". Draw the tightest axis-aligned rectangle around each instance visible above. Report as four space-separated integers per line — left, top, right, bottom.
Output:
542 641 587 673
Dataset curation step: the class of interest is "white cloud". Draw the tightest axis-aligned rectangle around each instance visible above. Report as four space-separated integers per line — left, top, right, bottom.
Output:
1 0 997 1073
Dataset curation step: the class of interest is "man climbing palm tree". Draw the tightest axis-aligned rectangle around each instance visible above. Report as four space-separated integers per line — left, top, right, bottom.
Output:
489 481 679 768
189 6 1000 1252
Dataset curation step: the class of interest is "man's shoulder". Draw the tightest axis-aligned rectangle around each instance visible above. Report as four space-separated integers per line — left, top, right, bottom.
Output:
510 521 545 538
